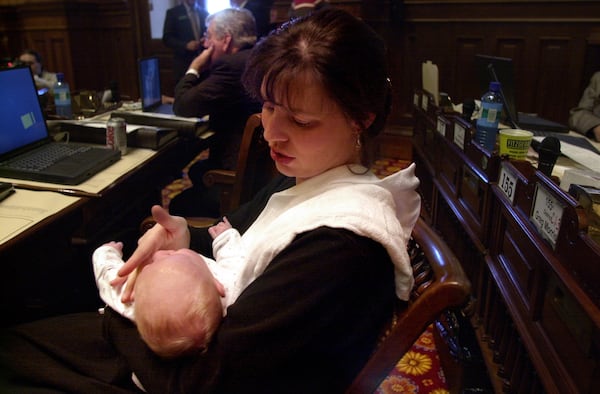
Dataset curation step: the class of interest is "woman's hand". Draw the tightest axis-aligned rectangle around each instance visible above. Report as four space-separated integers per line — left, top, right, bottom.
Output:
113 205 190 302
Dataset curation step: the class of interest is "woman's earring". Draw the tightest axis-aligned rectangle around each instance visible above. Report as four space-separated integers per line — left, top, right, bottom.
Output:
355 133 362 150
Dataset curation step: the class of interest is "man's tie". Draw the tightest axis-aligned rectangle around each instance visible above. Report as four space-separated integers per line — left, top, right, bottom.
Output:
188 7 201 41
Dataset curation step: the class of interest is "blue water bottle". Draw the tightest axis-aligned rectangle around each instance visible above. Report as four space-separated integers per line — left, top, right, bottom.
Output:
53 72 72 119
475 81 503 151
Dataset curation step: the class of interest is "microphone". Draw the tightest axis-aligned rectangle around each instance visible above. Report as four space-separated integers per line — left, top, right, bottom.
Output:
537 136 561 177
462 99 475 122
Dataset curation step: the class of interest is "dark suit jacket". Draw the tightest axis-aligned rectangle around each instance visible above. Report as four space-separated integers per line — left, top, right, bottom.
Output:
162 4 208 84
173 46 261 170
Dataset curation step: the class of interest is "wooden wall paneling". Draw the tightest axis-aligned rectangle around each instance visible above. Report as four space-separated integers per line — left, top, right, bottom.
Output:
452 35 484 108
583 28 600 81
91 0 140 100
14 1 76 87
0 6 19 62
402 0 600 131
361 0 407 126
534 37 571 123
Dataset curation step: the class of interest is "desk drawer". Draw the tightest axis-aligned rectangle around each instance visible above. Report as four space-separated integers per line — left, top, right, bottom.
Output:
437 137 460 198
495 214 541 314
541 272 599 393
457 165 493 243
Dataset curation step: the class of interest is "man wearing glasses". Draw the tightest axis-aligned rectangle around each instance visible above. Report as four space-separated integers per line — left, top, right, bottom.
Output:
170 8 260 217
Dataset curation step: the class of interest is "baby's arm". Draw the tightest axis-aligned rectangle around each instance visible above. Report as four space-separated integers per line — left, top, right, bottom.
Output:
92 242 135 320
208 217 232 239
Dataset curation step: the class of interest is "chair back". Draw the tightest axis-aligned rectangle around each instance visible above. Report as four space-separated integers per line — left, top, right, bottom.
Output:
230 113 275 210
346 217 471 394
202 113 276 216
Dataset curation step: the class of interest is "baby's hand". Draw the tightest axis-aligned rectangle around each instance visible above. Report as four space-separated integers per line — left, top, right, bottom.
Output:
208 217 232 239
104 241 123 253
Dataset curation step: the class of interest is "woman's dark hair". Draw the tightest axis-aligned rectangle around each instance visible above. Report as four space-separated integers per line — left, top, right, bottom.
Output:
242 8 392 167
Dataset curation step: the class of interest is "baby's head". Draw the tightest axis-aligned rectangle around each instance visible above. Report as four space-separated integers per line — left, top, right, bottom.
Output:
134 249 224 358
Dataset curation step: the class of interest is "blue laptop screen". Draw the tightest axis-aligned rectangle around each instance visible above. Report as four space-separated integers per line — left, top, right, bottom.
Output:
0 67 48 156
139 57 162 110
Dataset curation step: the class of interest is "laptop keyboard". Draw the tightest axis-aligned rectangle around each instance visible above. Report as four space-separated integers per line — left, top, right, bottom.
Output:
3 144 93 172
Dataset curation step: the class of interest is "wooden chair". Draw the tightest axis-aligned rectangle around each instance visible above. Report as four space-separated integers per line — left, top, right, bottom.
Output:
141 113 276 232
346 217 471 394
200 113 275 217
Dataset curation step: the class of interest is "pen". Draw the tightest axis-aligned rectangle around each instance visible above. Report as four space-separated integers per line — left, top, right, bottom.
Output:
10 182 101 198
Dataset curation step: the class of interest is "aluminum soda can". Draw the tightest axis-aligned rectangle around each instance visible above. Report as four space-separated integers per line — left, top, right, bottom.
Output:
106 117 127 155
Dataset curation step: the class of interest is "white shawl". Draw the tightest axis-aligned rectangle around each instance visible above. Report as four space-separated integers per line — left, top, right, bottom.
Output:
236 163 421 300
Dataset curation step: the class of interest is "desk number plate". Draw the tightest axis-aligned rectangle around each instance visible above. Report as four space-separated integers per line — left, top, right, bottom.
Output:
498 164 517 204
531 183 564 249
437 117 446 136
421 95 429 111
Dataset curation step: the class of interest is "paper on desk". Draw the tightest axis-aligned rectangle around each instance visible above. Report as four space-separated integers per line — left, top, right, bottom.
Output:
60 119 166 134
0 148 156 195
114 111 209 124
533 136 600 173
0 189 79 245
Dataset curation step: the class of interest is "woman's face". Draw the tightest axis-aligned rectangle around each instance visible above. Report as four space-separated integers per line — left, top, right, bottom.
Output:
261 74 359 183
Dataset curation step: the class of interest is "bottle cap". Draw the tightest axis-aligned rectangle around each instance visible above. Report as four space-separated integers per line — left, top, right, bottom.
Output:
490 81 501 91
56 72 64 81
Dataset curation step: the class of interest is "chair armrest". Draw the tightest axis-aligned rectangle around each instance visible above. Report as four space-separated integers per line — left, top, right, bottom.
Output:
203 169 236 187
139 215 217 235
346 217 471 394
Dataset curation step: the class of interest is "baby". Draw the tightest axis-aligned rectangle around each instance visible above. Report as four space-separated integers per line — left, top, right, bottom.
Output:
93 242 224 358
92 217 248 358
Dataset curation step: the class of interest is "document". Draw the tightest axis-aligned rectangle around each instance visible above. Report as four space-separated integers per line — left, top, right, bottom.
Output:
0 189 80 245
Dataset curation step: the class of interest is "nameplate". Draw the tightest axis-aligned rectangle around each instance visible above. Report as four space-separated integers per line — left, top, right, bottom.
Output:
421 95 429 112
498 163 517 204
531 183 564 249
436 116 446 136
453 122 465 150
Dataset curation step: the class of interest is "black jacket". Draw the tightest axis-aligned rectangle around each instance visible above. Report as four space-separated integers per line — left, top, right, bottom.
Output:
173 46 260 170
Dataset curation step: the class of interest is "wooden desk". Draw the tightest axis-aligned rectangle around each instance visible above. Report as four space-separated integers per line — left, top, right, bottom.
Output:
0 136 206 326
412 89 600 394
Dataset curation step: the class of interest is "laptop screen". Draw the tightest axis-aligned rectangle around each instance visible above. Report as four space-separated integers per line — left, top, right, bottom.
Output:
0 66 49 156
138 57 162 111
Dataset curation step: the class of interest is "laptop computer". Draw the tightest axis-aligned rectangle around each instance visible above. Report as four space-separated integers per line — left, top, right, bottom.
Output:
475 54 570 133
0 66 121 185
138 57 174 115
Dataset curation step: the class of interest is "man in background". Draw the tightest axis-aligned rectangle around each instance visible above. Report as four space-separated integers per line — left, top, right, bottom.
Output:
17 49 57 93
569 71 600 141
163 0 209 87
169 8 260 217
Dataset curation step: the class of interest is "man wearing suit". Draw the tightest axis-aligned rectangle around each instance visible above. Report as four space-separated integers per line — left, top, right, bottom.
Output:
170 8 260 217
569 71 600 141
163 0 209 86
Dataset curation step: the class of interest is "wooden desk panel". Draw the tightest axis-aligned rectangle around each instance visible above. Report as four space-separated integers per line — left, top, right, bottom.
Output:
413 99 600 393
